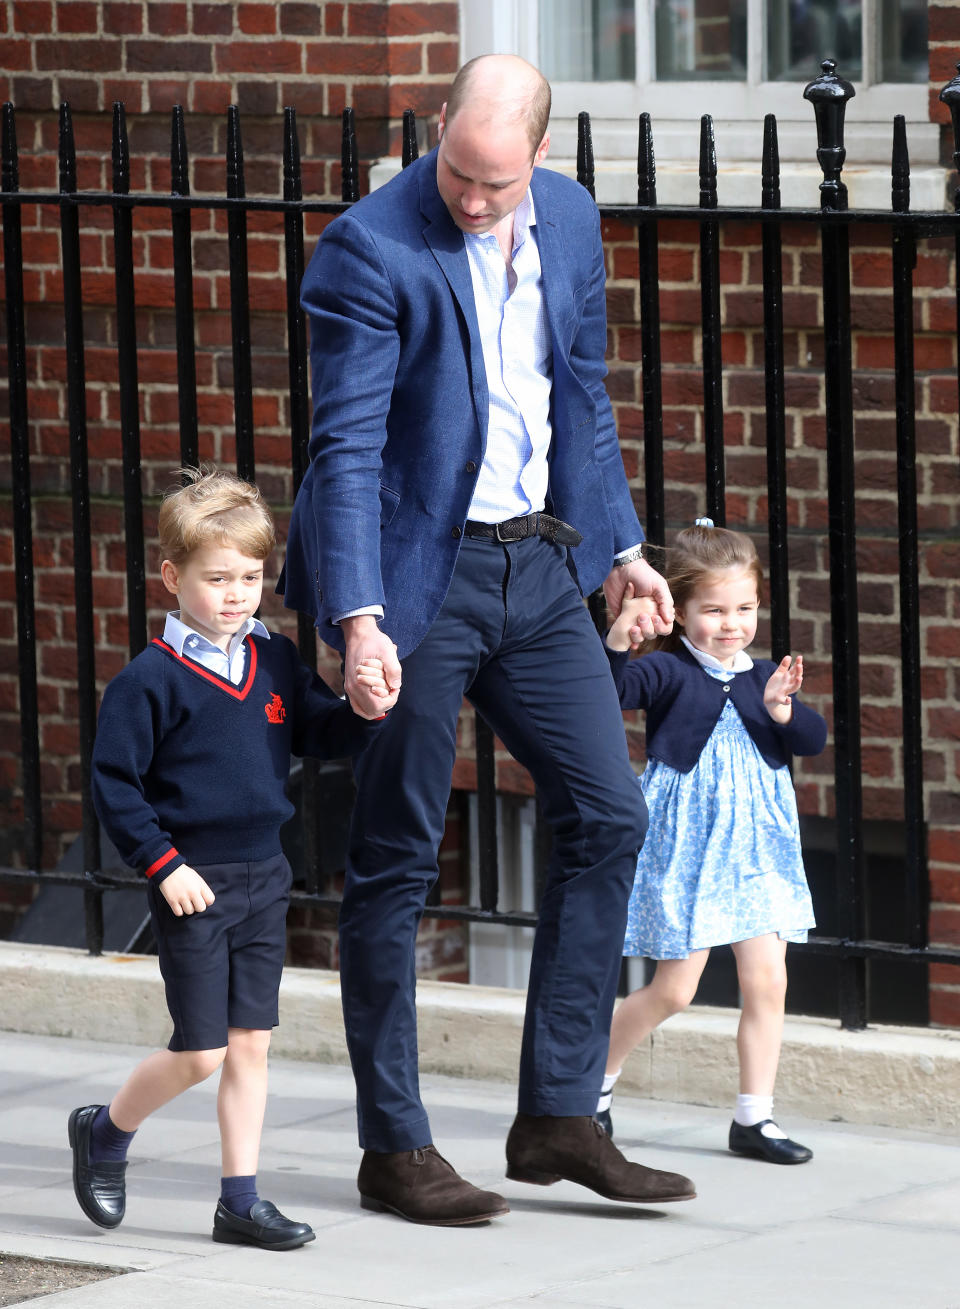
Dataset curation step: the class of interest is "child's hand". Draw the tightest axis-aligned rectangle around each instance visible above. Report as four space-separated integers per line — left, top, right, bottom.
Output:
764 654 803 724
354 658 392 701
605 583 661 652
159 863 215 917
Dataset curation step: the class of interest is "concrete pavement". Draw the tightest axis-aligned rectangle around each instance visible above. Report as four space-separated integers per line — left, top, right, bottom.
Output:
1 1028 959 1308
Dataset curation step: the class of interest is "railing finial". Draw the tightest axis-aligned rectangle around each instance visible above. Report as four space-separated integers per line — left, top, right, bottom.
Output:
401 108 419 168
803 59 856 212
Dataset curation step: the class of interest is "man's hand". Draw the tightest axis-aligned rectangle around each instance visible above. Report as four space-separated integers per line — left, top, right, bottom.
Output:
605 582 660 652
764 654 803 725
341 615 402 719
159 864 215 917
603 558 674 639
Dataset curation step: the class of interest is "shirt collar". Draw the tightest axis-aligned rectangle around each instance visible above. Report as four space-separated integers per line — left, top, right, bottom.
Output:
681 634 753 675
162 611 269 659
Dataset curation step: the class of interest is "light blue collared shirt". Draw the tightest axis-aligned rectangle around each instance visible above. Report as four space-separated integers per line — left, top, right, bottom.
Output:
162 611 270 686
463 190 553 523
680 634 754 676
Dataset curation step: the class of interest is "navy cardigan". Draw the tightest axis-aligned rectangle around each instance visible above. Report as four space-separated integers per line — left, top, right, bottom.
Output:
607 644 827 773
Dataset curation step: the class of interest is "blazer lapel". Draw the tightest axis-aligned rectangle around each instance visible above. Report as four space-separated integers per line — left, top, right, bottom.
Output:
530 170 575 370
419 156 489 444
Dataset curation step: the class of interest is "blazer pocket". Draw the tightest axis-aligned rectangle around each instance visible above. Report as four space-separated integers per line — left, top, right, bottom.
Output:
379 482 400 527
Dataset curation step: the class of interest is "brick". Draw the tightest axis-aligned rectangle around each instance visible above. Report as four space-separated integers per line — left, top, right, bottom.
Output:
306 40 389 76
428 40 458 76
56 2 98 32
126 40 212 72
386 3 458 37
280 3 324 35
36 37 123 70
147 3 187 35
216 41 302 74
104 3 143 35
14 1 53 34
193 3 233 36
238 4 278 35
346 3 388 37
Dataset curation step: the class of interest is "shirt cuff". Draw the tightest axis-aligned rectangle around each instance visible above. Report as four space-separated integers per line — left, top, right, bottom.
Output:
336 606 384 623
614 542 645 563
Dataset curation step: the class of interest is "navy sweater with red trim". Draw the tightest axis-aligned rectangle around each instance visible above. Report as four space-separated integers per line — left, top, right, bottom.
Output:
91 633 380 884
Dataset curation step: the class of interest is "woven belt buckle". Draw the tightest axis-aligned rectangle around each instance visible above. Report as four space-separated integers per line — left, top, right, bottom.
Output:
495 515 531 543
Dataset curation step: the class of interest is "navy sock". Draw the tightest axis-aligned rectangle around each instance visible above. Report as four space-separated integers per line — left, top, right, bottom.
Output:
89 1106 137 1165
220 1174 259 1219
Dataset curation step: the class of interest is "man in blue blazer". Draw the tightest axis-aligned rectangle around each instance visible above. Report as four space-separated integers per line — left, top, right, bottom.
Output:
282 54 696 1224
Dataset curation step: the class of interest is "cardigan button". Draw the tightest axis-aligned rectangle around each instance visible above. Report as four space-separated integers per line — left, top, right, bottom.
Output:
722 685 730 692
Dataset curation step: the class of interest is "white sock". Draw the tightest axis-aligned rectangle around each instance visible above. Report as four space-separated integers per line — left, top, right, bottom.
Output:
734 1094 786 1138
597 1069 621 1113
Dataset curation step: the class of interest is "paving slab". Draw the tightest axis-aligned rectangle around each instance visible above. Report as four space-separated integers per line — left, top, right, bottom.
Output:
0 1030 958 1308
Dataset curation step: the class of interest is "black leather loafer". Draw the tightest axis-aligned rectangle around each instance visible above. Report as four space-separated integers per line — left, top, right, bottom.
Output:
212 1199 316 1250
728 1119 813 1165
68 1104 127 1229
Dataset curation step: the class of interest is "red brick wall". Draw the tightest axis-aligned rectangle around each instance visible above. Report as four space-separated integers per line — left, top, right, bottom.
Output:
1 0 959 1015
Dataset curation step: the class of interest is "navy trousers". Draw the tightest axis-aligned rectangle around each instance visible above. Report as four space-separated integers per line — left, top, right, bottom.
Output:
340 535 647 1152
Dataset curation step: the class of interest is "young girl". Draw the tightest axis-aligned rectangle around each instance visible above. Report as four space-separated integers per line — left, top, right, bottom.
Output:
597 520 827 1164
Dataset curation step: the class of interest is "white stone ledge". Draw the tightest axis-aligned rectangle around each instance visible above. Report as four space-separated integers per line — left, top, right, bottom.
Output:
2 940 958 1134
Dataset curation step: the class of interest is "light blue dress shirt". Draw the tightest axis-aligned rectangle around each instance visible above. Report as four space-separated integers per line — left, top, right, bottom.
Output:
162 611 270 686
463 190 553 523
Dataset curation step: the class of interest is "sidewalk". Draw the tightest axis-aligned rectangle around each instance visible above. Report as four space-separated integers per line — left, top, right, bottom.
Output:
1 1029 959 1308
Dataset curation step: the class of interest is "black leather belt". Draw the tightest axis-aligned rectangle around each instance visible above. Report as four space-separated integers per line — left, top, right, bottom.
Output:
463 513 582 547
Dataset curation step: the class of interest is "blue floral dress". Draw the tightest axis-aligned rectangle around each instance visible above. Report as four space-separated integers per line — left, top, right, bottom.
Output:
623 660 816 960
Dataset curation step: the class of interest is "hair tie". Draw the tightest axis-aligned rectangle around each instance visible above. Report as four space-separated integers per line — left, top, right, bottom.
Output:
694 516 714 528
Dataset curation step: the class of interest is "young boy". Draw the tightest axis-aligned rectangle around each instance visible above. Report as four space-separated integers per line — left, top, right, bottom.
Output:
70 466 390 1250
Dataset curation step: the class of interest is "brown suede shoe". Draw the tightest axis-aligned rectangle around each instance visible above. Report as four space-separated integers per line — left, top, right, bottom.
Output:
358 1146 510 1226
505 1113 696 1204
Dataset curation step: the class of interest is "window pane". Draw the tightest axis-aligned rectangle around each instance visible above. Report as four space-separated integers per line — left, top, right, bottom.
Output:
879 0 928 82
539 0 636 82
766 0 863 82
654 0 747 81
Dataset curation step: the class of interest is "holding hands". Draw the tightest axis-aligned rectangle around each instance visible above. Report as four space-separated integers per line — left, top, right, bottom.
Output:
341 616 402 719
605 583 661 652
764 654 803 724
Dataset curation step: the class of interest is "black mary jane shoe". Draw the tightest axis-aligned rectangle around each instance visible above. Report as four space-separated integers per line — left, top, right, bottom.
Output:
68 1104 127 1228
212 1199 316 1250
728 1119 813 1165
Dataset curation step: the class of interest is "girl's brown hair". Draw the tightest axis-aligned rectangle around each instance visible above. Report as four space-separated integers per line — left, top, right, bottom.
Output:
646 522 763 655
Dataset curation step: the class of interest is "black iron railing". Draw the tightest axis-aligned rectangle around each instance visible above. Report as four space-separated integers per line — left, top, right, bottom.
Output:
3 62 960 1030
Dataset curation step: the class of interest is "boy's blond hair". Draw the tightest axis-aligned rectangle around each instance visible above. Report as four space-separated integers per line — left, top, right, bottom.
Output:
158 466 276 565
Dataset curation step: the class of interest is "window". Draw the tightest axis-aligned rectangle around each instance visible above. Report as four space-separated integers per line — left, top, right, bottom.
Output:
459 1 942 205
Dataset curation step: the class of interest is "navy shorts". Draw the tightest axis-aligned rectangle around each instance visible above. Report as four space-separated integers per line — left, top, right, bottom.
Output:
148 854 293 1052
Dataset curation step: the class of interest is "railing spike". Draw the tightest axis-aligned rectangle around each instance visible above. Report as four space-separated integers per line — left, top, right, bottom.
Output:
227 104 245 199
577 110 595 198
637 112 656 206
699 114 717 210
58 101 77 194
341 106 359 202
892 114 910 214
283 105 302 203
401 108 419 168
2 103 19 192
171 104 190 197
112 101 130 197
762 113 781 209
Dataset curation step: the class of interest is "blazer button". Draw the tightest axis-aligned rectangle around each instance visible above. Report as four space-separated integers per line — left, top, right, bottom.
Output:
465 460 477 474
451 526 462 539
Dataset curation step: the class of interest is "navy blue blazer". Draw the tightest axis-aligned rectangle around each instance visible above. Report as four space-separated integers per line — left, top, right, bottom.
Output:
608 645 828 772
280 150 643 658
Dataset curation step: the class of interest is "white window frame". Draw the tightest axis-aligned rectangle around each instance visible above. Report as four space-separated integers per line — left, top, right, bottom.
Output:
458 0 943 206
